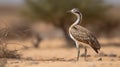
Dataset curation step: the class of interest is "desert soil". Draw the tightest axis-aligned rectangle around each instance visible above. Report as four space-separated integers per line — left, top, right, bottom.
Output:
0 38 120 67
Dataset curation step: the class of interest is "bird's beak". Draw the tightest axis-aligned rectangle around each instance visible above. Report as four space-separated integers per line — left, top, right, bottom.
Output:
67 10 71 13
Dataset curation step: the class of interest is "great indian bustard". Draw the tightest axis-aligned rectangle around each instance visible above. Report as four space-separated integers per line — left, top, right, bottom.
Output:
68 8 101 61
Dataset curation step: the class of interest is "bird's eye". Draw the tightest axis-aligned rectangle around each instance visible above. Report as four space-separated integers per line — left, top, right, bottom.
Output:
72 9 76 12
73 9 76 11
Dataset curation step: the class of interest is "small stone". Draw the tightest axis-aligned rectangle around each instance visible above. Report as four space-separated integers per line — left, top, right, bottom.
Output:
25 57 33 60
103 54 108 57
109 54 117 57
98 58 102 61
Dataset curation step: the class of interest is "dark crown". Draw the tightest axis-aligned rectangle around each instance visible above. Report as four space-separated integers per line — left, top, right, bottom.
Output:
71 8 80 14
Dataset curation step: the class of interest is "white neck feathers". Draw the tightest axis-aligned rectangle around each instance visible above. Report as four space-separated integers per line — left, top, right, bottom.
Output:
68 12 82 42
70 13 82 28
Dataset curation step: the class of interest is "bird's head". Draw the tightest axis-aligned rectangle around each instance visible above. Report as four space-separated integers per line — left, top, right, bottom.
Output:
67 8 83 24
68 8 80 15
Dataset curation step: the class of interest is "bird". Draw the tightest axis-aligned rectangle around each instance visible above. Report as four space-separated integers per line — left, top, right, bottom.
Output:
68 8 101 61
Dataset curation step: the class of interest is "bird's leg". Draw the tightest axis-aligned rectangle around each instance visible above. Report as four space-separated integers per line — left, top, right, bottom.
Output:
75 42 80 61
84 46 87 61
77 46 80 61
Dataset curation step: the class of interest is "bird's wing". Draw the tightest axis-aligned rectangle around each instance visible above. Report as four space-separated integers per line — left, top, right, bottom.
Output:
70 25 101 53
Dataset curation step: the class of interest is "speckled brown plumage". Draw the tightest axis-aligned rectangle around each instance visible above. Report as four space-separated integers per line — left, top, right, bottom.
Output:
70 25 101 53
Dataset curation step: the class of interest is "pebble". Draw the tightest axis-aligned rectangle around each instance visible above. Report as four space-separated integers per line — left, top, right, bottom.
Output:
98 58 102 61
81 54 91 57
108 54 117 57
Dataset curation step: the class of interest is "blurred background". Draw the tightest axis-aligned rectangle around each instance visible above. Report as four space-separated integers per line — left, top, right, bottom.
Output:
0 0 120 64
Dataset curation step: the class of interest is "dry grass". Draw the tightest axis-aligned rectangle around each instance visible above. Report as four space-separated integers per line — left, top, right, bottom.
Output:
0 44 21 59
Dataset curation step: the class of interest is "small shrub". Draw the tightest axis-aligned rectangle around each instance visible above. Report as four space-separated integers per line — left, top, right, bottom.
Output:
0 44 21 59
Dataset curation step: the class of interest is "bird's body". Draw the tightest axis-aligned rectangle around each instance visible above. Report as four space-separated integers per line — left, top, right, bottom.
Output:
68 8 101 61
69 25 100 53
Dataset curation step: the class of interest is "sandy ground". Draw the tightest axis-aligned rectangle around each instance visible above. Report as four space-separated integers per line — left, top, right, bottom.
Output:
0 38 119 67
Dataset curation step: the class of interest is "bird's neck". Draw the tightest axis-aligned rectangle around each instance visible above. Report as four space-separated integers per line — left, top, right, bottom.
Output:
71 13 82 28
